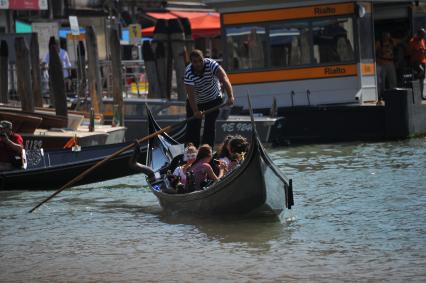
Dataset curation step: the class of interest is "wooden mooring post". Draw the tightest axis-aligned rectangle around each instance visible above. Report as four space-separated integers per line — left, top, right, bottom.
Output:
155 41 168 100
0 40 8 104
76 41 86 98
153 19 170 99
109 27 124 126
15 37 34 112
47 37 68 118
86 25 104 114
30 33 43 107
180 17 193 62
169 19 186 101
73 41 86 111
142 41 161 98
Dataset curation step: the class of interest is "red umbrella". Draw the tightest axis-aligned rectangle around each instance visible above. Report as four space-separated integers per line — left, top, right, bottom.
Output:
142 11 220 39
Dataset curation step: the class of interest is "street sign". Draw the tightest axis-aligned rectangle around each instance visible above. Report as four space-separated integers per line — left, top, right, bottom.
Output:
39 0 48 10
128 24 141 45
69 16 80 35
0 0 8 9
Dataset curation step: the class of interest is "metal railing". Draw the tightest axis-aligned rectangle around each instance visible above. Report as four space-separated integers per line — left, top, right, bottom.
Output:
5 59 149 104
99 59 148 98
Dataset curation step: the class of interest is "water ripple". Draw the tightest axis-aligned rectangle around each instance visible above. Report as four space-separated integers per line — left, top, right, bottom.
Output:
1 138 426 282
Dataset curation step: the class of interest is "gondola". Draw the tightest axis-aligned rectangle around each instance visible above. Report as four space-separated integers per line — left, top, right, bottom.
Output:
0 120 186 191
144 99 294 216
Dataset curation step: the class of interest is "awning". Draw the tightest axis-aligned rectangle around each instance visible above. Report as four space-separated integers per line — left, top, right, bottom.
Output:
146 12 178 20
1 0 48 10
142 11 220 39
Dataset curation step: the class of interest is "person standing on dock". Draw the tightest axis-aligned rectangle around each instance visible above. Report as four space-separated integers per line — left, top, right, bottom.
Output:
376 32 397 100
184 49 235 147
408 28 426 99
43 38 72 92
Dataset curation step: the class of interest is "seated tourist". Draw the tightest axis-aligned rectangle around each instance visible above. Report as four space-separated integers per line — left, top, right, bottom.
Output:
172 143 197 186
224 135 249 172
217 135 233 169
188 144 226 191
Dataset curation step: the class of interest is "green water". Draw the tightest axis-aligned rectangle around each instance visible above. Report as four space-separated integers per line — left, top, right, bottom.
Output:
1 138 426 282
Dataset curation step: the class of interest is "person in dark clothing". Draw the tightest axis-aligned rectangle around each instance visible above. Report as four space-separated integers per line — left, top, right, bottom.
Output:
408 28 426 98
376 32 397 99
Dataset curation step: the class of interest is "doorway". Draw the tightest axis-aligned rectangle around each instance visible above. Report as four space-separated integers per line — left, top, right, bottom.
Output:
373 3 412 96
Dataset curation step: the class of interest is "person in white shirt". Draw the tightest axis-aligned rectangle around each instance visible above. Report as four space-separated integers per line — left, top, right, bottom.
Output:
43 38 72 91
172 144 198 185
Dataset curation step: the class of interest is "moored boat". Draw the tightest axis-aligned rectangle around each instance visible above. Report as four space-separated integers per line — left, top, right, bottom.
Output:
0 111 42 133
0 105 126 150
74 97 285 145
0 121 186 191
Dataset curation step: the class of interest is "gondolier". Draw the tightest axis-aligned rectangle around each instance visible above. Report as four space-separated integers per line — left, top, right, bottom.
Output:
184 49 235 147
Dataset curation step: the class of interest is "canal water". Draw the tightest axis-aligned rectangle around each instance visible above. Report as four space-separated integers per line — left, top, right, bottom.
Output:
1 138 426 282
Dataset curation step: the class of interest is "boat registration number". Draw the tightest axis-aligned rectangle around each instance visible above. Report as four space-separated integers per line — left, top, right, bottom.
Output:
221 122 253 133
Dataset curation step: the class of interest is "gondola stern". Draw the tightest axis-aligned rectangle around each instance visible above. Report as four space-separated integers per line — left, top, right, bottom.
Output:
247 95 259 138
286 178 294 209
248 96 295 211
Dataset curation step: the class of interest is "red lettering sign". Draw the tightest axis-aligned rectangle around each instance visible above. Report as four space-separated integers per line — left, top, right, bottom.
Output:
9 0 39 10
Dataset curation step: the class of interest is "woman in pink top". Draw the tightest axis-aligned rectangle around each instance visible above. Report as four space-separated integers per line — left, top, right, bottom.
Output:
189 144 226 190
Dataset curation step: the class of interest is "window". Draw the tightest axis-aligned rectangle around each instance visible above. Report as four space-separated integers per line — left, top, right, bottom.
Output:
225 25 266 71
312 18 355 64
269 21 310 67
224 16 355 72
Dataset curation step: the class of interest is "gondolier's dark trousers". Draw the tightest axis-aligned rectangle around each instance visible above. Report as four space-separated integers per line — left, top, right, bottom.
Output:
185 97 223 147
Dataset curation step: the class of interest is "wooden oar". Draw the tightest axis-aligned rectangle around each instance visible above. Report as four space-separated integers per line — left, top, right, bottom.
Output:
29 103 226 213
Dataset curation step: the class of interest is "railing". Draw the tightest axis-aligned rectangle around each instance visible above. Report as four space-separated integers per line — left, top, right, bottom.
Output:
99 59 148 98
5 59 149 103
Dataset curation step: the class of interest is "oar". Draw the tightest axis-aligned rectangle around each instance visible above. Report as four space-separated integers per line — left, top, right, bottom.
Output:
29 103 225 213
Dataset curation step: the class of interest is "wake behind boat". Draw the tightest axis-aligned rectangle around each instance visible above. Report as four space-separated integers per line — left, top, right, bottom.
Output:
141 101 294 217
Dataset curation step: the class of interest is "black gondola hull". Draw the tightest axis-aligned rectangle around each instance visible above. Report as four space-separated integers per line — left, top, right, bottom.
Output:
1 115 186 191
0 143 145 190
149 135 291 217
145 102 293 217
1 152 140 190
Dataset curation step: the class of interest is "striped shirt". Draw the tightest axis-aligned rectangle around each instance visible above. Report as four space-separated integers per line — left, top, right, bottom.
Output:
184 58 222 104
